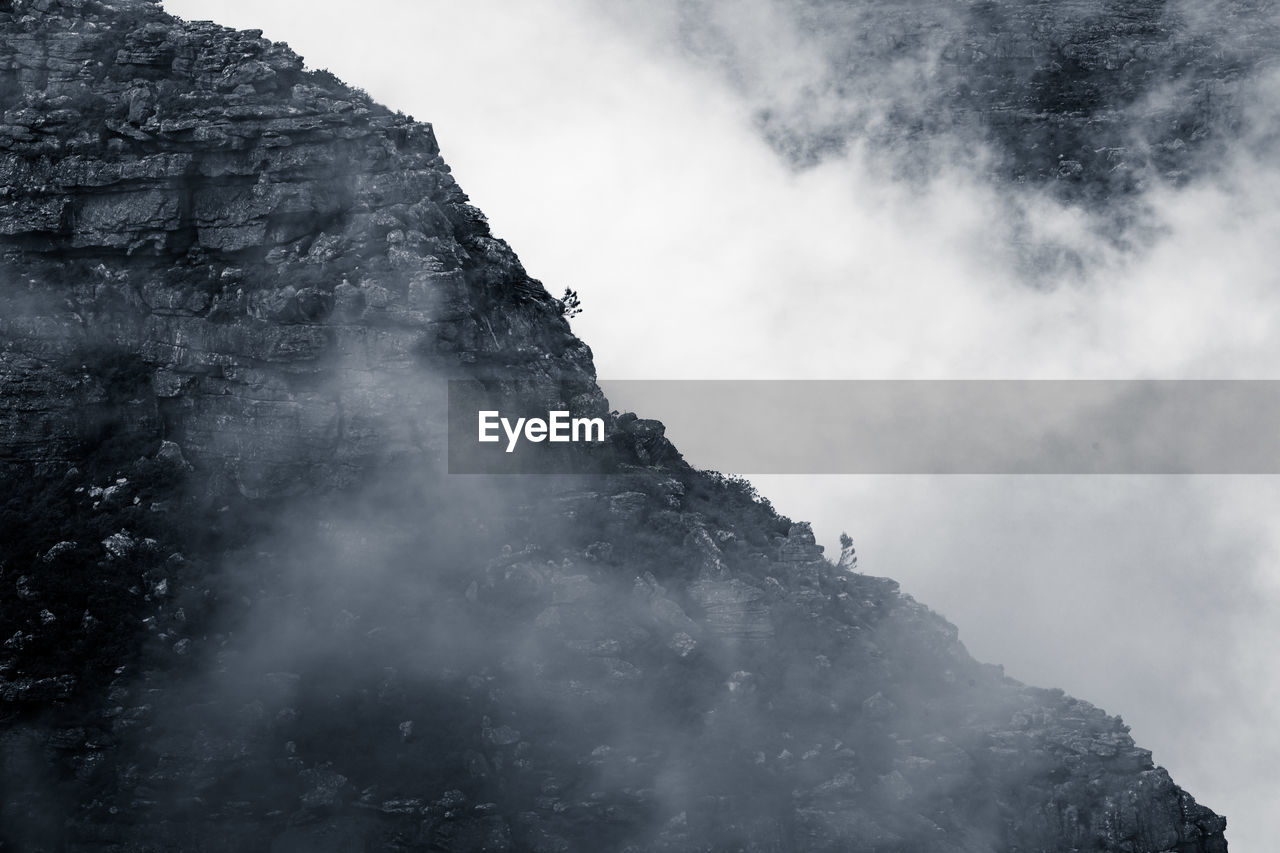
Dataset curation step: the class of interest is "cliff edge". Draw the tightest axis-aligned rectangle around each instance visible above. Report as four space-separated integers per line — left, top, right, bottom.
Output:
0 2 1227 851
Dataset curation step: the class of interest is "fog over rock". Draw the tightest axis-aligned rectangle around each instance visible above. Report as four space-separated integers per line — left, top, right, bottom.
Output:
654 0 1274 183
0 1 1235 851
599 0 1280 279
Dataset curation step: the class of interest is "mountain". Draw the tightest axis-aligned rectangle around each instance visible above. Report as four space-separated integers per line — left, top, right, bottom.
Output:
0 1 1228 851
641 0 1276 198
614 0 1279 280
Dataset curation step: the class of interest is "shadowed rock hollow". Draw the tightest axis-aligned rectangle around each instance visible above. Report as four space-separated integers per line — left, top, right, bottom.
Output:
0 1 1229 850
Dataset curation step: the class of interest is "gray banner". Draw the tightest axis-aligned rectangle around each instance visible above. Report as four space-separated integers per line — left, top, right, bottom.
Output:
596 380 1279 474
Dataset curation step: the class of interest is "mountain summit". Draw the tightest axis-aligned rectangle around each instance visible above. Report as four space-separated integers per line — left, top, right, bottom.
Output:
0 1 1227 850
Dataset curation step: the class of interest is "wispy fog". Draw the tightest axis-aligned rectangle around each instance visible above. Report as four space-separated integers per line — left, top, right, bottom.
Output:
163 1 1280 846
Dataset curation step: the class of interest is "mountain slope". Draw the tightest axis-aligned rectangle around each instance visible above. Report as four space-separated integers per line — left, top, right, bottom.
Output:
639 0 1276 198
0 1 1226 851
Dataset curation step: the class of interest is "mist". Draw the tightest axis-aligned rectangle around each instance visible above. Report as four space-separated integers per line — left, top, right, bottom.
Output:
157 1 1280 847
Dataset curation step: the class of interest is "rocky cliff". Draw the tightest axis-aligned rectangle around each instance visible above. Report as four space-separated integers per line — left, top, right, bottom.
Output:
0 1 1227 851
657 0 1277 200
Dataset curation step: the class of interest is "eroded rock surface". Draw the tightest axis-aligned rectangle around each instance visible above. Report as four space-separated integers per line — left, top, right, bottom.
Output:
0 0 596 497
0 1 1228 851
654 0 1278 198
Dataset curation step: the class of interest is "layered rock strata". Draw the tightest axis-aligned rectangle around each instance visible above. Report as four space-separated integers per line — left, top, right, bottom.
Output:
0 2 1228 851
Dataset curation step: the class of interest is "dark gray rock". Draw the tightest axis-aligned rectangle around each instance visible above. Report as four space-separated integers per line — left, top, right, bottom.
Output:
0 2 1229 852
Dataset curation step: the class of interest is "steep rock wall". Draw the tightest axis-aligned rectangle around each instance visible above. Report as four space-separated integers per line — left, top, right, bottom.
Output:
0 2 1228 851
0 0 597 497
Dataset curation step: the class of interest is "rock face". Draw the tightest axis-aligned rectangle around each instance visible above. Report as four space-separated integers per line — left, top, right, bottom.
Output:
0 0 596 496
0 1 1227 851
655 0 1278 200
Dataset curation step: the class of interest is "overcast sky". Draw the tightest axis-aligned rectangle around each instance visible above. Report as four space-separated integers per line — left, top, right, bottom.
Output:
166 2 1280 847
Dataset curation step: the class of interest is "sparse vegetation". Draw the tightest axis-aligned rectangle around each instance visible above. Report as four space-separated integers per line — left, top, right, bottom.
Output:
838 531 857 571
558 287 582 318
